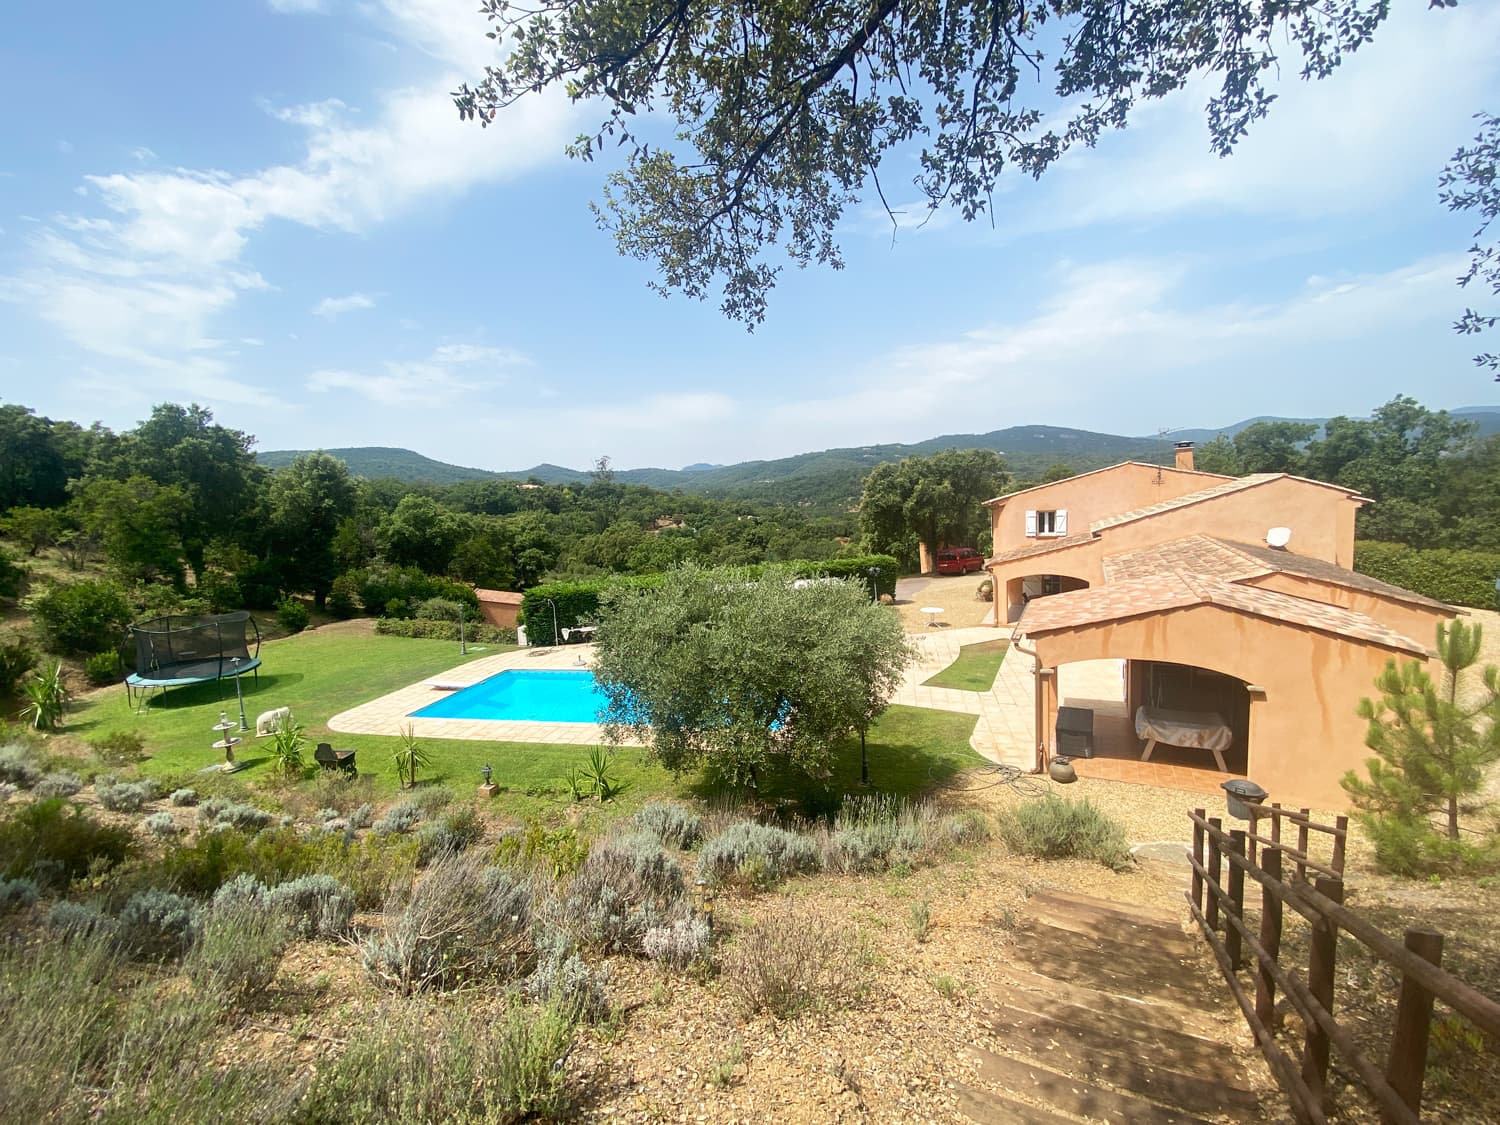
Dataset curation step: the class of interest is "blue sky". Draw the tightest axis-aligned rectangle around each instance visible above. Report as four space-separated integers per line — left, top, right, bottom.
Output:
1 1 1497 472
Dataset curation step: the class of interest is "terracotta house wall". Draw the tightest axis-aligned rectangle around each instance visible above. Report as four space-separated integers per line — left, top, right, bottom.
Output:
1238 573 1450 648
1031 604 1433 809
1097 478 1360 567
987 464 1229 555
477 600 521 629
989 540 1104 625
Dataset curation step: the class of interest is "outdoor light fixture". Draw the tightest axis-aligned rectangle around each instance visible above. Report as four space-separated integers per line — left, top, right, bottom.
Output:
230 656 248 732
544 597 560 647
481 763 493 786
693 878 716 930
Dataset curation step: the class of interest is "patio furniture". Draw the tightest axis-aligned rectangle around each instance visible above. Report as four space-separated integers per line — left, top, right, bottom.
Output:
1135 705 1232 772
1056 706 1095 759
920 606 945 627
314 743 358 776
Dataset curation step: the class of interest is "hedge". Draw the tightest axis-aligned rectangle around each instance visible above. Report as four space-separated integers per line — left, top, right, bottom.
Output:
518 555 901 646
1353 541 1500 609
373 618 517 645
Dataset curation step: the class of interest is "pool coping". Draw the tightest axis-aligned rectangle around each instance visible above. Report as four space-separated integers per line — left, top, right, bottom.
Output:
327 644 641 746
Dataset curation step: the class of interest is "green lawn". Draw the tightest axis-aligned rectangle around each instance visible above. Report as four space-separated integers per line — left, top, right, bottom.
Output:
921 639 1010 692
64 627 988 819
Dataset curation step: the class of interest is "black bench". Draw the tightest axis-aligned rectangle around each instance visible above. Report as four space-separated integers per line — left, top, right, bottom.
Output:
314 743 357 776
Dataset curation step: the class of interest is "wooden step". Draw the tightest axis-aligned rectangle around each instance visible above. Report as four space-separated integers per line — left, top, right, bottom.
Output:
986 1007 1259 1115
988 1000 1242 1078
989 965 1227 1040
1029 887 1182 927
1008 937 1217 1004
955 1082 1084 1125
969 1047 1217 1125
1013 919 1202 978
1026 899 1195 952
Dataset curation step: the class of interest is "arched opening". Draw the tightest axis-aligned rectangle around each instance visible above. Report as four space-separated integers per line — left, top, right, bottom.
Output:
1004 572 1090 623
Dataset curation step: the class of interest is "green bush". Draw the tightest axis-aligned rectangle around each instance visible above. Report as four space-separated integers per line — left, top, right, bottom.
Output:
697 822 820 888
0 875 39 912
998 795 1133 870
117 888 200 960
186 897 289 1007
83 650 124 687
0 640 36 697
267 874 356 938
373 617 517 644
0 547 25 599
327 573 360 618
275 596 310 634
524 934 610 1022
27 579 131 655
634 802 703 849
0 742 41 787
95 776 157 813
47 899 118 942
416 805 485 865
495 819 590 879
347 565 478 619
0 798 135 885
90 729 148 766
1354 541 1500 608
34 770 84 799
562 831 685 954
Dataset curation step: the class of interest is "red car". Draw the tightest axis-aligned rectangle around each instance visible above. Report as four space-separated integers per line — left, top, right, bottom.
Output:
936 548 985 575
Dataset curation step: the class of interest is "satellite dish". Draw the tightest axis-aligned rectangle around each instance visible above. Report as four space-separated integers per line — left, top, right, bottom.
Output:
1266 527 1292 549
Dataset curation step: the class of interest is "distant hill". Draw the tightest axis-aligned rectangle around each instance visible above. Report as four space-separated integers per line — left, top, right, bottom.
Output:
258 408 1500 506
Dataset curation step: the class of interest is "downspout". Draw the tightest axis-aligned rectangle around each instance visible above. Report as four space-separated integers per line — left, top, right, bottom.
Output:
1012 634 1047 775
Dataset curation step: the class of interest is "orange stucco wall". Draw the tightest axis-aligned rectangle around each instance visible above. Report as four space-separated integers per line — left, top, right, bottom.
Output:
1097 477 1359 567
1031 604 1435 810
477 601 521 629
1239 573 1450 649
988 463 1230 555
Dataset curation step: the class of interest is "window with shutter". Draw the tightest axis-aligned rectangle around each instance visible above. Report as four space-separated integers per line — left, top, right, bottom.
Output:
1055 510 1068 535
1024 510 1038 537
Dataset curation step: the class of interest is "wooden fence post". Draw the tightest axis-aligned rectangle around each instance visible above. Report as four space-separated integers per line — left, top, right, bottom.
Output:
1271 802 1282 849
1226 829 1247 967
1207 816 1223 932
1296 809 1310 880
1247 805 1259 865
1384 928 1444 1121
1331 815 1348 878
1255 847 1284 1028
1302 876 1345 1107
1192 808 1205 915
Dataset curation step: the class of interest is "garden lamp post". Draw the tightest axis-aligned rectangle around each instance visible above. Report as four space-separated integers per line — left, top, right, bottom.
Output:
458 603 467 655
230 656 248 732
866 566 881 604
481 763 493 786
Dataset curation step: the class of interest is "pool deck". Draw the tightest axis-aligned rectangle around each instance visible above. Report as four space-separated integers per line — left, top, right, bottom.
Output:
327 644 643 746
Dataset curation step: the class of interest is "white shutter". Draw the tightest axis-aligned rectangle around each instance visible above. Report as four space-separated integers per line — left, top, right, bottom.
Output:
1024 510 1037 537
1055 509 1068 535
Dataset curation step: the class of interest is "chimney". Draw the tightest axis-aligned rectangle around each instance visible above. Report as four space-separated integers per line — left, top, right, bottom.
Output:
1174 440 1195 472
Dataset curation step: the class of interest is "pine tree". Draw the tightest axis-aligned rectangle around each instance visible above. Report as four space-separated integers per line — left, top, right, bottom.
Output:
1342 619 1500 874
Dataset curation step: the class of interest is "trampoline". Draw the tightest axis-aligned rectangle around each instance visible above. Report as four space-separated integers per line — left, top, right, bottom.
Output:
125 611 262 709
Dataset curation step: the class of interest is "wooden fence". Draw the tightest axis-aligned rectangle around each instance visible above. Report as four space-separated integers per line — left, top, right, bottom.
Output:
1188 808 1500 1124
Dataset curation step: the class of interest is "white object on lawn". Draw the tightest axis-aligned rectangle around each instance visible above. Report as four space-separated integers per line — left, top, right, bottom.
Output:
255 706 291 736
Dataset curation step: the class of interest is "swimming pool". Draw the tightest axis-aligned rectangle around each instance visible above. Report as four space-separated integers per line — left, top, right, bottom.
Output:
408 670 610 723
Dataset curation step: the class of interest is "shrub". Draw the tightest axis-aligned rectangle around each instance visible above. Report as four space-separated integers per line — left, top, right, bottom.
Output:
143 811 177 836
373 801 423 837
374 617 517 645
562 831 686 954
0 875 39 912
1354 541 1500 609
525 936 610 1023
998 795 1133 871
267 874 356 939
721 900 871 1019
643 916 711 970
83 650 124 687
393 726 431 790
416 805 485 865
495 819 590 879
0 743 41 788
362 854 534 993
95 776 156 813
939 808 993 847
212 872 270 912
350 565 478 619
27 579 131 655
34 770 84 799
312 832 419 909
0 798 134 884
90 730 148 766
202 800 273 831
296 998 577 1123
634 802 704 850
20 662 68 731
170 788 198 807
47 899 118 942
268 721 307 779
0 547 25 599
349 802 374 830
327 574 360 619
0 639 37 696
823 795 937 874
160 826 327 896
275 597 310 634
698 822 820 888
117 888 200 960
186 897 289 1008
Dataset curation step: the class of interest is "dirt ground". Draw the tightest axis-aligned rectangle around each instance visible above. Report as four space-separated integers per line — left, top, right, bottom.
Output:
892 571 994 633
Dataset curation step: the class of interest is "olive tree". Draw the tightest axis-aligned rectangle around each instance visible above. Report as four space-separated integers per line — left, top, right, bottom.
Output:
594 565 912 785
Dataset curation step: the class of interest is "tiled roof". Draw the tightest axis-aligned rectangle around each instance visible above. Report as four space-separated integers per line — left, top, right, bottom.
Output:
474 589 524 605
982 461 1232 507
1208 538 1450 610
1102 535 1266 584
986 534 1096 566
1019 569 1428 656
1088 474 1281 533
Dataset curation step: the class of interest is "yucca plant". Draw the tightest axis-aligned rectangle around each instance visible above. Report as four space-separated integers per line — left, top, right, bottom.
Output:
21 663 68 731
269 720 307 778
394 724 431 789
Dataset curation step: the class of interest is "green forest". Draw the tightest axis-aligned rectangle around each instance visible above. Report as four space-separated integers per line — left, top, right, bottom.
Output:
1 393 1498 699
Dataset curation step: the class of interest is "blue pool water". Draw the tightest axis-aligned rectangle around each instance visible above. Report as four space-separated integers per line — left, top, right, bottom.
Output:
409 670 609 723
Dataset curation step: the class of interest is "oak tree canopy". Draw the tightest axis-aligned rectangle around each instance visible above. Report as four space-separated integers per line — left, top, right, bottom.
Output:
457 0 1395 324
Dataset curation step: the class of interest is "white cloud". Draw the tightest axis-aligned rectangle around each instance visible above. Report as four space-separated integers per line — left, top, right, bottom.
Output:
267 0 326 13
306 342 529 406
312 292 376 318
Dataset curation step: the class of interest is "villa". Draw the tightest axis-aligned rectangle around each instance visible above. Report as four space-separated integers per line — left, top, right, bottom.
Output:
985 443 1455 809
